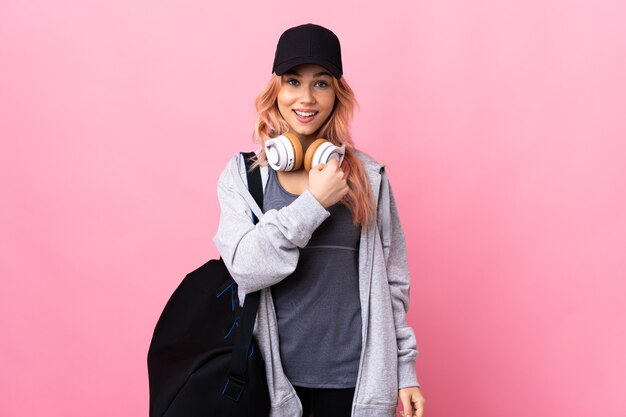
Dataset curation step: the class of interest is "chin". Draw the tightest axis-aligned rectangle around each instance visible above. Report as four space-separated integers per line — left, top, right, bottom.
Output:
301 129 322 138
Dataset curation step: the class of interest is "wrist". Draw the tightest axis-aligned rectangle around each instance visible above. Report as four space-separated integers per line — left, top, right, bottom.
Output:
307 188 326 208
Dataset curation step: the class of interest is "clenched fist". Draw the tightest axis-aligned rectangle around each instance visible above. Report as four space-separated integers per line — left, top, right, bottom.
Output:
307 158 349 208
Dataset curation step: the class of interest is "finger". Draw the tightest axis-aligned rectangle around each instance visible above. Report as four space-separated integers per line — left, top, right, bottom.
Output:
327 158 339 167
401 397 413 417
414 396 425 417
415 401 424 417
313 163 325 171
324 162 337 173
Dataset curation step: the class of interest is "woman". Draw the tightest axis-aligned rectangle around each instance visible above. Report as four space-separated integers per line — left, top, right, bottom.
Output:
213 23 425 417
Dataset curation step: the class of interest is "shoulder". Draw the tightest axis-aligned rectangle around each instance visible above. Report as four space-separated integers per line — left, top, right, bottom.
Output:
219 148 260 176
350 148 388 196
217 153 239 180
351 148 385 173
217 148 269 192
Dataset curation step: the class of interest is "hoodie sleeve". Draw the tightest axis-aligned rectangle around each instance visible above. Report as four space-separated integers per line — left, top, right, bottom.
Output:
212 155 331 302
380 171 421 389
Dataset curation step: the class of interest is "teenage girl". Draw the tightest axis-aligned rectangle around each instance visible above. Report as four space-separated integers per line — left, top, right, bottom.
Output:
213 23 425 417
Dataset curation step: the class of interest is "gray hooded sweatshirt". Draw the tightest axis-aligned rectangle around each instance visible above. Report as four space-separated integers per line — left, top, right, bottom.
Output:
213 148 420 417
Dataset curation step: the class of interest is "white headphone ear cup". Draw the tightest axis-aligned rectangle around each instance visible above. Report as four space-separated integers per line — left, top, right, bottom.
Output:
311 141 346 167
264 137 286 170
335 144 346 165
265 135 298 171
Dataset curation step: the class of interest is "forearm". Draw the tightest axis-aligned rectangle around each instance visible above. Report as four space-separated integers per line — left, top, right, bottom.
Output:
213 174 330 296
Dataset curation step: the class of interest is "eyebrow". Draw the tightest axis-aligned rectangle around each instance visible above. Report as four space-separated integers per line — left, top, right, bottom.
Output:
285 69 332 78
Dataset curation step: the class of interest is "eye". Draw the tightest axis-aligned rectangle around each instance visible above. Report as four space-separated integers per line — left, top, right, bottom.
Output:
287 78 300 86
315 80 329 88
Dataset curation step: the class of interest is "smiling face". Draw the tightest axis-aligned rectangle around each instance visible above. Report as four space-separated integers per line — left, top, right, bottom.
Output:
276 63 337 146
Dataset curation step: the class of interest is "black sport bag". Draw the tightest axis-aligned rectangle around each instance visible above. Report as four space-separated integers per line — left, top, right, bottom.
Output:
147 152 270 417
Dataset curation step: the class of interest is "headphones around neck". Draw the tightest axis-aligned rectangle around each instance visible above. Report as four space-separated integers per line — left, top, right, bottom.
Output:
264 132 346 172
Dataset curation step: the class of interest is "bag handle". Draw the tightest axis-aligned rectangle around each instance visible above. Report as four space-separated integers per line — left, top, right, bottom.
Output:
223 151 264 401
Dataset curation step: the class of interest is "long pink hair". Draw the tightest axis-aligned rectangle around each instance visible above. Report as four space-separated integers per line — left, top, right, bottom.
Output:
250 73 376 227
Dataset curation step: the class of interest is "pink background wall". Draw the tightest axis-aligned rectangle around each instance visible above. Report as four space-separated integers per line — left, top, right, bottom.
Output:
1 1 625 416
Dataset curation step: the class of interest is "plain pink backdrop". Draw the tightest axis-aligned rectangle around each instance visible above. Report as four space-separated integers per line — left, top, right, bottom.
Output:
2 1 625 416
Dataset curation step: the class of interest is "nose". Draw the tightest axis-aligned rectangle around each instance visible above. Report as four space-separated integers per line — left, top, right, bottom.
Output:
300 85 316 104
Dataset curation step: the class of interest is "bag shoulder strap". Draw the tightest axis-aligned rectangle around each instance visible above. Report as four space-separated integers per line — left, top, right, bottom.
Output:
241 151 263 224
223 151 263 401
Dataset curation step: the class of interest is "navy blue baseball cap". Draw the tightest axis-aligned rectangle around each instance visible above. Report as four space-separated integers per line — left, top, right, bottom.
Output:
272 23 343 79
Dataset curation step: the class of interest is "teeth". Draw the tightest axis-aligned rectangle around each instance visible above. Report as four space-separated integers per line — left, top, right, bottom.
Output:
294 110 317 117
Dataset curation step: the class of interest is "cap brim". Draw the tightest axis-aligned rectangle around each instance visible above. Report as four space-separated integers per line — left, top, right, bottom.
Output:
274 56 342 79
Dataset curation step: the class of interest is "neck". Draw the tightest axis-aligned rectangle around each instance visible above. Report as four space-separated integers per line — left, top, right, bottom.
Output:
291 131 318 150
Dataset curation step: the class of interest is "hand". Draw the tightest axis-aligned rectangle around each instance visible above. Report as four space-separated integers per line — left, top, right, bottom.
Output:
398 386 425 417
307 158 349 208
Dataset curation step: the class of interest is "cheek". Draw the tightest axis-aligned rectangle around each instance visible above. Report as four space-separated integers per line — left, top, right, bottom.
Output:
276 95 290 116
277 89 296 106
321 92 337 112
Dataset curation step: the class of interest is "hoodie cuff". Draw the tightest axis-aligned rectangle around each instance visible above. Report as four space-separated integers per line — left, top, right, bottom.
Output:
281 189 330 247
398 359 420 389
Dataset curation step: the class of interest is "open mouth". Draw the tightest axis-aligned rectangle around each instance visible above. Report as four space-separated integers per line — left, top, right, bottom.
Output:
293 110 318 122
